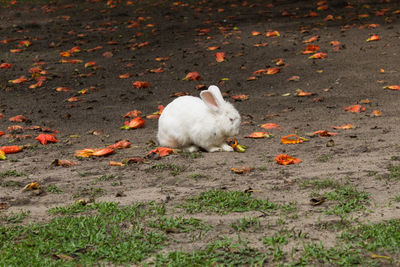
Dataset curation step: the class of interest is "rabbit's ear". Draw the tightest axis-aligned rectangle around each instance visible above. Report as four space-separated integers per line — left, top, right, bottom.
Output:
200 90 220 112
207 85 224 104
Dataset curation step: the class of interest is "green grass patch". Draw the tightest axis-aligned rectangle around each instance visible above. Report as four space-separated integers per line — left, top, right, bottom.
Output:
46 184 63 194
149 215 210 233
1 211 30 224
0 202 167 266
0 170 25 178
230 217 261 232
323 185 370 216
147 163 185 176
178 189 278 214
153 238 267 266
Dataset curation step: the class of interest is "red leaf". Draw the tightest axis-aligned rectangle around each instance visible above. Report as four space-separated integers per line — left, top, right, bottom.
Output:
9 115 27 122
132 81 150 88
107 139 131 149
9 76 28 84
1 145 23 154
183 72 202 81
275 154 302 165
35 134 58 145
216 52 226 62
343 104 366 113
123 117 145 129
147 147 174 157
0 63 12 69
260 123 281 130
92 148 115 157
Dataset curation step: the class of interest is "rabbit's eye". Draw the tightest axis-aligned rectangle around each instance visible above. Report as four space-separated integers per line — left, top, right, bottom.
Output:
229 118 233 122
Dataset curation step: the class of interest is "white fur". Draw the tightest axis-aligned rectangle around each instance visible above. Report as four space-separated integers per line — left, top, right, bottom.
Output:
157 85 241 152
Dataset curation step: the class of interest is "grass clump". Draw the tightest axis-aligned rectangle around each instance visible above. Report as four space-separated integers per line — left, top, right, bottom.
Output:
178 189 278 214
0 202 167 266
147 163 185 176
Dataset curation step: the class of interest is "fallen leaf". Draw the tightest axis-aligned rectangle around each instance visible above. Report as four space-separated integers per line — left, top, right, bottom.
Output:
125 157 145 164
84 61 97 68
9 115 27 122
230 139 246 152
275 154 302 165
56 87 73 92
371 110 382 117
231 166 253 174
266 30 280 37
0 63 12 69
170 92 189 97
92 148 115 157
288 76 300 82
1 145 23 154
132 81 150 88
124 110 142 118
370 254 391 260
296 90 315 96
67 96 80 102
119 73 132 79
109 161 125 166
121 117 145 129
149 67 164 73
245 132 272 138
302 44 320 54
309 52 327 59
313 130 339 136
207 46 220 50
0 202 9 210
0 150 6 160
251 31 261 36
231 94 249 101
35 134 58 145
74 148 95 158
216 52 226 62
53 254 74 261
146 147 174 157
331 124 354 130
9 76 28 84
384 85 400 90
260 123 281 130
310 196 326 206
18 40 31 47
183 72 202 81
23 182 39 191
344 104 366 113
303 35 319 43
366 34 380 42
265 67 280 75
60 59 83 64
281 134 303 144
107 139 131 149
51 159 79 167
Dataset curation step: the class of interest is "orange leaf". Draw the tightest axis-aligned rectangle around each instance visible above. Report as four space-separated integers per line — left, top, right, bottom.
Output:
132 81 149 88
9 76 28 84
183 72 202 81
23 182 39 191
313 130 339 136
123 117 145 129
371 110 382 117
265 67 280 75
231 94 249 101
281 134 303 144
296 90 315 96
107 139 131 149
155 57 169 61
9 115 27 122
266 30 280 37
56 87 73 92
92 148 115 157
303 35 319 43
1 145 23 154
0 149 5 160
344 104 366 113
302 44 320 54
52 159 79 167
331 124 354 130
67 97 80 102
0 63 12 69
149 68 164 73
309 52 327 59
124 110 142 118
119 73 131 79
275 154 302 165
251 31 261 36
245 132 271 138
216 52 226 62
0 131 4 137
260 123 281 130
231 166 253 174
366 34 380 42
207 46 220 51
109 161 125 166
84 61 97 68
35 134 58 145
60 59 83 64
18 40 31 47
147 147 174 157
384 85 400 90
74 148 95 158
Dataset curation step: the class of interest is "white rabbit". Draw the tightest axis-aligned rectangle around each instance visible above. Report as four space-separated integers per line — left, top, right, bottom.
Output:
157 85 241 152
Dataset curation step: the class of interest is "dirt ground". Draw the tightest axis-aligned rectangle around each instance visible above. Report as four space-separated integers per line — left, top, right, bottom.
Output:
1 0 400 265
